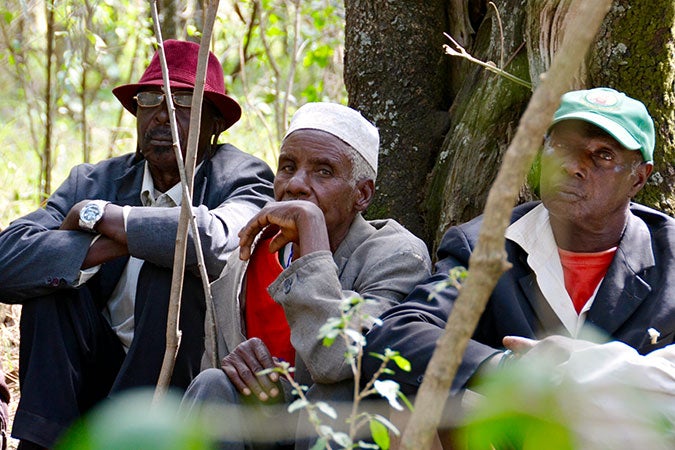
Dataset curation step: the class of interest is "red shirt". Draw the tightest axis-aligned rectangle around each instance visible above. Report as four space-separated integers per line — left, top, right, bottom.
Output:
558 247 617 314
244 236 296 364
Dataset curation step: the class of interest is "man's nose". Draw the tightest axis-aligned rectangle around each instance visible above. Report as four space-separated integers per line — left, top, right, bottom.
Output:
153 102 170 124
559 153 588 179
285 171 310 197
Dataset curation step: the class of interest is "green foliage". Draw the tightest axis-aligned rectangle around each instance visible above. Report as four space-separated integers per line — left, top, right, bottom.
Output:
427 266 468 301
0 0 346 228
274 295 412 449
459 363 576 450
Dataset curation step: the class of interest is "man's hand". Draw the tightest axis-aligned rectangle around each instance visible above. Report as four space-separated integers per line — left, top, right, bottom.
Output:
60 200 130 268
238 200 330 261
59 199 92 231
220 337 282 402
503 335 597 366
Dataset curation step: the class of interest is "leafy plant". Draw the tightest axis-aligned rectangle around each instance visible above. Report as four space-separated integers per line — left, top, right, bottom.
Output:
260 295 412 449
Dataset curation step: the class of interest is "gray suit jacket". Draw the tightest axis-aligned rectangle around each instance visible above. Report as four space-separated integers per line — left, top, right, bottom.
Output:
206 214 431 385
0 144 275 302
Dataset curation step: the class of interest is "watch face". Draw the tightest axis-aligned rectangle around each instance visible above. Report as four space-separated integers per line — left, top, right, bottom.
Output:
82 204 102 221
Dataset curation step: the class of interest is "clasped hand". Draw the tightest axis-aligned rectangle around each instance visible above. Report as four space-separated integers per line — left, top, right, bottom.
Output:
220 337 283 403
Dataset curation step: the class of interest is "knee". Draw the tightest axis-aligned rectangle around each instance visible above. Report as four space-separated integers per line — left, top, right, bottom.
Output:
305 380 354 403
183 368 239 406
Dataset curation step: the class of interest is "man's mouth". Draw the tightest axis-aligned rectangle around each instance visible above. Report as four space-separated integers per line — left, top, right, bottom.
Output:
143 129 176 150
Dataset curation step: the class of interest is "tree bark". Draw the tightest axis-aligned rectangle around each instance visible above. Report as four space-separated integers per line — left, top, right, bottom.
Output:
425 0 533 250
588 0 675 214
398 2 612 448
344 0 453 245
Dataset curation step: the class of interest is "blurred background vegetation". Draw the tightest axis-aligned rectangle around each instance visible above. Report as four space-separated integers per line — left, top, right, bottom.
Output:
0 2 345 447
0 0 347 229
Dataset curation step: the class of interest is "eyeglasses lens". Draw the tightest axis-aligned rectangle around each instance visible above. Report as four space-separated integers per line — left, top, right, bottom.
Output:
134 92 193 108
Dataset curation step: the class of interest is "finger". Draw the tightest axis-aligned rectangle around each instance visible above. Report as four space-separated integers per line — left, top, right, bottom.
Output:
220 356 254 397
503 336 537 353
267 230 295 255
238 215 270 260
240 341 280 399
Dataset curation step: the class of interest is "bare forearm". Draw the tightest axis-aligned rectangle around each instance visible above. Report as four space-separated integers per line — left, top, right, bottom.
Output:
81 235 129 268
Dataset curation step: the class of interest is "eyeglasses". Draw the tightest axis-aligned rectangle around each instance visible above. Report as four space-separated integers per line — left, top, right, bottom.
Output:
134 91 193 108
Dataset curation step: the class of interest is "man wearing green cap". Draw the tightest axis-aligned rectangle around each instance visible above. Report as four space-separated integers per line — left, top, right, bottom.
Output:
363 87 675 402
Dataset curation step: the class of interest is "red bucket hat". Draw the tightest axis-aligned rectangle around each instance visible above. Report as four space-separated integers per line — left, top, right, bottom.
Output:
112 39 241 130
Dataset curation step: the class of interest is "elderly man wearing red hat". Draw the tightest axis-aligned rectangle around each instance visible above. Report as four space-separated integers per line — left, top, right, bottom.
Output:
363 88 675 447
0 40 274 448
180 102 432 448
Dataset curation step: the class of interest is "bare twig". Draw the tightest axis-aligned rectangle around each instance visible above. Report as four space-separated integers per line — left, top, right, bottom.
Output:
488 2 505 69
399 1 613 448
442 32 532 89
152 0 220 401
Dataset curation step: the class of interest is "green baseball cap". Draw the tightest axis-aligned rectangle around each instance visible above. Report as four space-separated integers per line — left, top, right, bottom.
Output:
551 87 655 162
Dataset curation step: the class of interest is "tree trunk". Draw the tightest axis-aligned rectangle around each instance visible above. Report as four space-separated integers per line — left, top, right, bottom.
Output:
425 0 533 250
344 0 453 246
43 0 55 198
159 0 178 39
588 0 675 214
345 0 675 252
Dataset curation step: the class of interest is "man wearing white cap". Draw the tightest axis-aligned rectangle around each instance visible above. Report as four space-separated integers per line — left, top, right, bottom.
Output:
182 102 431 447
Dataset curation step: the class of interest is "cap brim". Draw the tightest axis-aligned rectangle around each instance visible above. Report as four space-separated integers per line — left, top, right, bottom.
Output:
551 111 641 150
112 81 242 131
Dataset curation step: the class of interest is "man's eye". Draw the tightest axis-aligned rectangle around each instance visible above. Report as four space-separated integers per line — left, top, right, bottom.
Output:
595 150 614 161
318 168 332 176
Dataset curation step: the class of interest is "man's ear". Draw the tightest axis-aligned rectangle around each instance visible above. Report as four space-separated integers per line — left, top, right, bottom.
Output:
354 179 375 212
213 117 227 138
631 162 654 196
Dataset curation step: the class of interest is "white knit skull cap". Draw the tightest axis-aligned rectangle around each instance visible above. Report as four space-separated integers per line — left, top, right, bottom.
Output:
283 102 380 175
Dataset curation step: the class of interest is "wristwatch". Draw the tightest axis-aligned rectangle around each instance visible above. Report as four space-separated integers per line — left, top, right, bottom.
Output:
78 200 110 232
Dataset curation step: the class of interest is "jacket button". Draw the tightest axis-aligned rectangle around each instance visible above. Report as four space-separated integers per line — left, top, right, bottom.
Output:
283 277 293 294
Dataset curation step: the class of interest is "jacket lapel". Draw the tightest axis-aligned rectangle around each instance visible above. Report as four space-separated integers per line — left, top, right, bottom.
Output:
332 214 374 277
585 212 654 336
518 271 567 336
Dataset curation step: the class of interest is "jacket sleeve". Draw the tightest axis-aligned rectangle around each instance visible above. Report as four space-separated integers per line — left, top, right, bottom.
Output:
269 230 431 385
362 223 502 395
0 164 98 302
125 151 274 280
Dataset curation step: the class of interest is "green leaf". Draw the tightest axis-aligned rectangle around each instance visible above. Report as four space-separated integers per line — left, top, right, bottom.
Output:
310 437 328 450
370 419 390 450
332 432 352 448
316 401 337 420
288 398 309 414
392 355 411 372
372 414 400 436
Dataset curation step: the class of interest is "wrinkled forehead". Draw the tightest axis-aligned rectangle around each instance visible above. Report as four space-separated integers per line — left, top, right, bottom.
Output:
280 129 353 157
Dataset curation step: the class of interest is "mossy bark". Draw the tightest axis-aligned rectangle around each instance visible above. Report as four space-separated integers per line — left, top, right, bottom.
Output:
424 0 533 251
589 0 675 213
345 0 675 251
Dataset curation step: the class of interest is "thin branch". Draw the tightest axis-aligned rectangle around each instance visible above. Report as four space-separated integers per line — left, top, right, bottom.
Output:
152 0 220 401
442 33 532 89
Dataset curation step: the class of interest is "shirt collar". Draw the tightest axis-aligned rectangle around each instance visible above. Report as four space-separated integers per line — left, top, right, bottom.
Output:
505 203 591 335
140 161 203 207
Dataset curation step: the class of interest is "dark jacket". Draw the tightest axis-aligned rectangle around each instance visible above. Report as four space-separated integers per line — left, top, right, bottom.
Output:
363 201 675 394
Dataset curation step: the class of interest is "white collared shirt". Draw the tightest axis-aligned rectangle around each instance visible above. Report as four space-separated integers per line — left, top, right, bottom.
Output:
504 204 601 336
